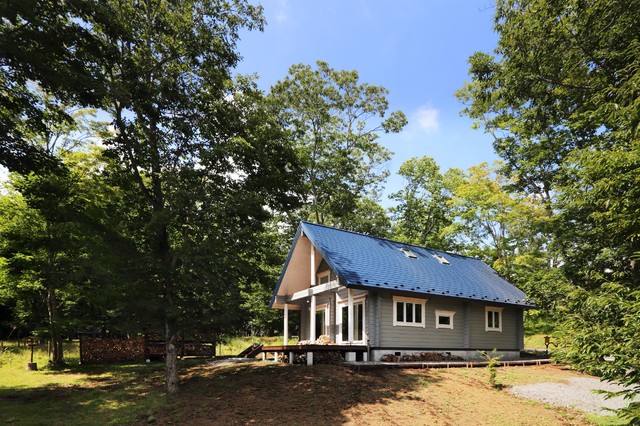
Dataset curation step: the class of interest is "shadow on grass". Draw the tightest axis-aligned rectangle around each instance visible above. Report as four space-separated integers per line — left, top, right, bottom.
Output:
0 359 444 425
0 361 171 425
159 361 445 424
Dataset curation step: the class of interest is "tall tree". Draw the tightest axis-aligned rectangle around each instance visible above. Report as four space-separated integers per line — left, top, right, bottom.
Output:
269 60 407 226
98 0 300 393
0 0 112 173
0 145 120 365
390 156 463 250
458 0 640 418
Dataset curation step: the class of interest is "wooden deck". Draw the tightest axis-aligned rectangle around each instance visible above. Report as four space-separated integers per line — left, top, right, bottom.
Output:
261 344 368 353
345 358 551 371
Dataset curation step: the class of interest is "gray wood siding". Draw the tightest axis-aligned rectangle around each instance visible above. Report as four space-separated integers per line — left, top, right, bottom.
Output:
466 303 520 350
378 295 522 350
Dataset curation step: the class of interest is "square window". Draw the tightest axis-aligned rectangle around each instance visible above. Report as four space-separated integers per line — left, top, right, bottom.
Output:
435 310 455 329
393 297 426 327
485 307 503 332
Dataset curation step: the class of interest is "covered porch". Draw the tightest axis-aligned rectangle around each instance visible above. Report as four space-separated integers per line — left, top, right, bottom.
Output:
270 231 368 364
260 344 369 365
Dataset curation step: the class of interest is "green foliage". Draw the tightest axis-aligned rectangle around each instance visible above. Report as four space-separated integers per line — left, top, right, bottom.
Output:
459 0 640 418
0 0 113 174
480 349 503 388
557 283 640 422
270 60 406 228
390 156 462 250
92 0 299 392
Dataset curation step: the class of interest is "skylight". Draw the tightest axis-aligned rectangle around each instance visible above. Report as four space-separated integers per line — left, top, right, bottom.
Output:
400 248 418 259
432 254 450 265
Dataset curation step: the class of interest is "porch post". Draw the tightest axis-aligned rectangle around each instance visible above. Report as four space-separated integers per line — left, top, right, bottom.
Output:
310 244 316 287
346 288 356 361
310 295 317 342
308 243 317 366
283 303 289 346
310 244 317 342
347 288 354 343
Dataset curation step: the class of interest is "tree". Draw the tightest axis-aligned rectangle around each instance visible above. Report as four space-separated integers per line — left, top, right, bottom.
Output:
390 156 463 250
97 0 300 393
458 0 640 418
269 60 407 226
0 0 112 173
444 162 564 312
0 93 120 365
0 145 122 366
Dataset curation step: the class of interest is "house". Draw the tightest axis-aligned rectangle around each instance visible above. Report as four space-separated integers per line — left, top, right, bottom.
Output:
269 221 533 363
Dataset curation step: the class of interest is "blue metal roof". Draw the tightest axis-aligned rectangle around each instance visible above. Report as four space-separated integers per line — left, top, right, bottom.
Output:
292 221 532 308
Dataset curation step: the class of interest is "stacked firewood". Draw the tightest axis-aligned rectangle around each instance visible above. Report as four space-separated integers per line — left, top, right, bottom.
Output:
80 336 145 364
314 351 343 364
381 352 463 362
315 335 331 345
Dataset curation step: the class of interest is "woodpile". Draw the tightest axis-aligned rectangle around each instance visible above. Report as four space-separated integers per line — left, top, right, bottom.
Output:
278 352 307 365
295 335 332 345
315 335 331 345
381 352 464 362
80 335 145 364
314 351 343 364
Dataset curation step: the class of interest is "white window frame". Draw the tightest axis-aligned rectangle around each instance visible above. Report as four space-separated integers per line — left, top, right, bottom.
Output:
317 269 337 286
315 303 329 337
435 310 455 329
336 295 366 344
485 306 503 332
393 296 426 328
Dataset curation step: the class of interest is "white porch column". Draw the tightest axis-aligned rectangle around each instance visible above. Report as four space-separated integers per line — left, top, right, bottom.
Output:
346 288 356 361
310 294 317 342
309 244 317 343
310 244 316 287
283 303 289 346
347 288 354 343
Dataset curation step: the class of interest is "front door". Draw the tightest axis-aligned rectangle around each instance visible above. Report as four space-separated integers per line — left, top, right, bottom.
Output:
338 299 365 343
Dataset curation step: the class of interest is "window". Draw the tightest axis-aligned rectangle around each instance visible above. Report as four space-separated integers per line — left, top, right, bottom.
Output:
435 310 455 329
315 305 328 338
316 270 337 286
432 254 450 265
393 296 426 327
399 248 418 259
485 306 503 332
339 300 364 342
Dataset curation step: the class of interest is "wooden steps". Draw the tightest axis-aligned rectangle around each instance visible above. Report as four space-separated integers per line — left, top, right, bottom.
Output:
237 343 263 358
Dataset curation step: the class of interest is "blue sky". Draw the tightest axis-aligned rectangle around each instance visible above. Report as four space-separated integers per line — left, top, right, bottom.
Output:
233 0 500 204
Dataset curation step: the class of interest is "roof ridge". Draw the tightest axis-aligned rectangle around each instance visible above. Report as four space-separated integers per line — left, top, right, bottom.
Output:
300 221 481 261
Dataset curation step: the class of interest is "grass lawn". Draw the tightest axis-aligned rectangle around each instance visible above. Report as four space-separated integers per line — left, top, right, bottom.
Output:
0 338 630 426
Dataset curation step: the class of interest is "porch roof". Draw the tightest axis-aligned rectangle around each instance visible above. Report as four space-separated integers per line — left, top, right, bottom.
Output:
271 222 533 309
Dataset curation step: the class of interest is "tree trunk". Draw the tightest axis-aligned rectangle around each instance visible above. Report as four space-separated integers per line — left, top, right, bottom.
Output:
165 312 179 393
47 282 64 366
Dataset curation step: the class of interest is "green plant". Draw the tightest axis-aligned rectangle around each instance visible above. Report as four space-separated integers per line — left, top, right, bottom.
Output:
480 349 502 388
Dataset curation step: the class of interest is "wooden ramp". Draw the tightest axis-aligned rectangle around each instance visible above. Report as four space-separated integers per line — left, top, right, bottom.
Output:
237 343 263 358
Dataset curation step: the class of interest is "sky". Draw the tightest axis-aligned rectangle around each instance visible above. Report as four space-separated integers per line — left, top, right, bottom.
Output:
232 0 501 205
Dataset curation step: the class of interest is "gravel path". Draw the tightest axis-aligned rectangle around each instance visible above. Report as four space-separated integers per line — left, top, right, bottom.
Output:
510 377 635 415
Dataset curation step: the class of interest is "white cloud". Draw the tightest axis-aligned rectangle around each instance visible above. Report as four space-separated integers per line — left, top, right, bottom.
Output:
274 0 289 23
414 106 439 132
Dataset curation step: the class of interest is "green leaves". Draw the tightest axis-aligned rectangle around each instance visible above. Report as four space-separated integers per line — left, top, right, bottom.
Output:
269 60 406 226
390 156 460 250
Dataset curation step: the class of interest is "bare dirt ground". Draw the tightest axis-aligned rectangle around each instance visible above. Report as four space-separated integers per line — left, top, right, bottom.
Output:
148 362 600 425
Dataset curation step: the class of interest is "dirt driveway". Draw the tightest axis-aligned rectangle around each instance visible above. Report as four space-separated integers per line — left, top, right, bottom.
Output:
510 377 636 415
